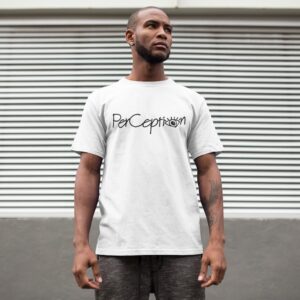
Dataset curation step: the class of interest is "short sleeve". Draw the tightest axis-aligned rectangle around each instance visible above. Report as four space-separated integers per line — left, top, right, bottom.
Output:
71 90 106 158
187 95 223 160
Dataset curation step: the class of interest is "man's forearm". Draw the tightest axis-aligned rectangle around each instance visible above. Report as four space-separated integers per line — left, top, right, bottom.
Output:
73 166 100 248
198 166 225 245
196 156 227 288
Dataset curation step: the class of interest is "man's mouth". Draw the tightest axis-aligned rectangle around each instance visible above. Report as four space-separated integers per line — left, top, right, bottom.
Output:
153 42 168 49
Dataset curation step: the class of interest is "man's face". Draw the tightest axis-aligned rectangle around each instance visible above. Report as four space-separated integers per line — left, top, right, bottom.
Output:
133 9 173 64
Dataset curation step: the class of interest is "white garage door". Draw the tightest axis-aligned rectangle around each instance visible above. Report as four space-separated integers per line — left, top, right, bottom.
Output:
0 16 299 218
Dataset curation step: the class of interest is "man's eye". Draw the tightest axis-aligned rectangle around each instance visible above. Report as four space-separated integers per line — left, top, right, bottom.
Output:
147 23 155 28
165 27 172 33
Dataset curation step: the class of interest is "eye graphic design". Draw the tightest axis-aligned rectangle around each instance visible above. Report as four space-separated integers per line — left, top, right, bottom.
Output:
167 117 180 128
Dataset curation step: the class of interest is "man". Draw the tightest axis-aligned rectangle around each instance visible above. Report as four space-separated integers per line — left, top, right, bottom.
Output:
71 6 226 300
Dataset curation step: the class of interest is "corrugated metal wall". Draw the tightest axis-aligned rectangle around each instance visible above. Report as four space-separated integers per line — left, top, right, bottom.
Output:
0 16 299 218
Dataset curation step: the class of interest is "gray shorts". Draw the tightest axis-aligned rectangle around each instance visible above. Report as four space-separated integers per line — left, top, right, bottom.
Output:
95 254 205 300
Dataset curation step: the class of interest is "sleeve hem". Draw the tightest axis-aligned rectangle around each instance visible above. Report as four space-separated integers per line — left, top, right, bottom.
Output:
71 145 105 159
190 147 223 160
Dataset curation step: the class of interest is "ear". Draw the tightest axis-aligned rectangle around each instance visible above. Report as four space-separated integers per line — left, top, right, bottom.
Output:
125 29 135 47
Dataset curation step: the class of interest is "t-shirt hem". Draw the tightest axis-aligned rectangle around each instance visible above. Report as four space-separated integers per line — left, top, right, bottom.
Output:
95 248 203 256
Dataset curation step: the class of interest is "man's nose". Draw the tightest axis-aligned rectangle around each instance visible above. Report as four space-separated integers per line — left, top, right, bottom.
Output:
157 27 167 39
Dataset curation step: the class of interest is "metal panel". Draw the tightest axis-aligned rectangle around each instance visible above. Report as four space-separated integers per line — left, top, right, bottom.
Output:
0 16 299 218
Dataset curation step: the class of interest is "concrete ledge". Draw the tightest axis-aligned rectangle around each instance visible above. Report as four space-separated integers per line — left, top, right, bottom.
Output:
1 218 299 300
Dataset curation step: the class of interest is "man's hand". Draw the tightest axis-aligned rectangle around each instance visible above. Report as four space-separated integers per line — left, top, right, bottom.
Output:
198 242 227 288
72 244 102 289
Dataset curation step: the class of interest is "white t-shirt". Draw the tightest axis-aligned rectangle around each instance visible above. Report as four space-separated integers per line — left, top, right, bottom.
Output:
71 77 223 255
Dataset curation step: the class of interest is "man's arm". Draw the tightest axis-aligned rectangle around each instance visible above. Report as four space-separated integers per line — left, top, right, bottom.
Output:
72 152 103 289
195 152 227 288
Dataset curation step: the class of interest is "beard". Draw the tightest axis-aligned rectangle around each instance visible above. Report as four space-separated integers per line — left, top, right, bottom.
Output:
135 38 170 64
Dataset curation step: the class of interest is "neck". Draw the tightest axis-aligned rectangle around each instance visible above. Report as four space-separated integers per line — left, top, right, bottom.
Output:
127 59 167 81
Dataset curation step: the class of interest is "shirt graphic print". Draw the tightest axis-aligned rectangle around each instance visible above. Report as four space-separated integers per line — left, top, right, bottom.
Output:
112 113 187 134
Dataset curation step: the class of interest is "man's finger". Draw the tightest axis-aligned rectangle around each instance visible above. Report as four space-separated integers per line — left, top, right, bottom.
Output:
74 273 82 287
201 265 220 288
201 273 217 288
91 258 102 283
200 275 211 286
76 272 100 289
218 265 226 283
198 256 209 282
82 277 100 289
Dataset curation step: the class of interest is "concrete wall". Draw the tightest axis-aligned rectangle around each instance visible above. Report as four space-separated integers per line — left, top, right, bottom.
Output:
0 0 300 16
1 0 300 10
1 218 299 300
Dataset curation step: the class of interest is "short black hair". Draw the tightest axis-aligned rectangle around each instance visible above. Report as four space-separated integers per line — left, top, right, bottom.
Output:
127 6 169 31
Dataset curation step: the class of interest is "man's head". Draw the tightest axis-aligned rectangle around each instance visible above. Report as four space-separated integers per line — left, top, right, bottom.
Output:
125 7 173 64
